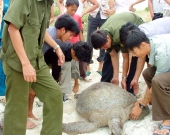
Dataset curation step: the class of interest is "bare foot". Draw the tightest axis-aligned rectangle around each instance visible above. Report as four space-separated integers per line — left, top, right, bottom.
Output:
72 84 79 94
28 113 38 121
26 119 37 129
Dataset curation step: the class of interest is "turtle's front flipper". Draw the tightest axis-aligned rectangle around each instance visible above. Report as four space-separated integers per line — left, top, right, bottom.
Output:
108 118 123 135
63 121 99 134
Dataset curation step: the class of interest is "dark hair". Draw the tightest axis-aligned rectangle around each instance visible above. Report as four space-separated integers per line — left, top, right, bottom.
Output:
119 22 140 45
125 30 150 51
66 0 79 7
55 14 80 36
91 30 108 49
72 41 92 63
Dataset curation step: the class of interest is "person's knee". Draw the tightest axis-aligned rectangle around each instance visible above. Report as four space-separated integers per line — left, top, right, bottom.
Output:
48 87 63 104
152 75 160 88
142 68 150 79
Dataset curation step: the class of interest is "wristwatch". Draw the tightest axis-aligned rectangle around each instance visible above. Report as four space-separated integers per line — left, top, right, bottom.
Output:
53 44 60 52
139 103 145 109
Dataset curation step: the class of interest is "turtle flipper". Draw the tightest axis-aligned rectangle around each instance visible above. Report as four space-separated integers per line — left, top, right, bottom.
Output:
108 118 123 135
63 121 99 134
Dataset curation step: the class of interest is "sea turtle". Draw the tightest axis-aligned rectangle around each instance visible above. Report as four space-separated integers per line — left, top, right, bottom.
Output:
63 82 149 135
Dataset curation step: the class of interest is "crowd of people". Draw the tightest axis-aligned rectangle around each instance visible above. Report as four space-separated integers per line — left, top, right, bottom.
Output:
0 0 170 135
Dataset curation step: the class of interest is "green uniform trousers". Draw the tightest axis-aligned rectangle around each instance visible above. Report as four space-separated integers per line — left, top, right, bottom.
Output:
2 62 63 135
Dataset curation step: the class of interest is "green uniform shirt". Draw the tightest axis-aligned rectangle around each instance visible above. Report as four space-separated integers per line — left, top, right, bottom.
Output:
1 0 53 72
100 12 144 53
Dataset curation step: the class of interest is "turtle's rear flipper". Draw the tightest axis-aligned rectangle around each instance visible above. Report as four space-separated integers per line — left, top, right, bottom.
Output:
63 121 99 134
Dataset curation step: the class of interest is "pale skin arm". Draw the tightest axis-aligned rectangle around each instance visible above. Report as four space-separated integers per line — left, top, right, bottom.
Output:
49 3 55 24
44 31 65 66
131 57 145 94
104 0 116 16
57 0 65 14
121 53 129 90
165 0 170 5
148 0 154 19
8 23 36 82
109 49 119 85
81 0 99 17
79 30 84 41
129 0 145 12
130 87 152 120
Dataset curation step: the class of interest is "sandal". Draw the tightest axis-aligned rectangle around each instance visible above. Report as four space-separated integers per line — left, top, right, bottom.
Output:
86 71 91 76
153 124 170 135
97 71 102 76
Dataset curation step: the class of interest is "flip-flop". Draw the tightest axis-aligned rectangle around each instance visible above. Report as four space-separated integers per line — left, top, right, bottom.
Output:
96 71 102 76
153 124 170 135
86 71 91 76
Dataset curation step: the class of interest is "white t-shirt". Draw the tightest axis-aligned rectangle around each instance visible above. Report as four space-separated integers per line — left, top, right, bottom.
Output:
89 0 110 19
152 0 165 13
114 0 132 13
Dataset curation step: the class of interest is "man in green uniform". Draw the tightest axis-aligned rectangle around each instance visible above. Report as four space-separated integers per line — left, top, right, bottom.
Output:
91 12 144 94
0 0 68 135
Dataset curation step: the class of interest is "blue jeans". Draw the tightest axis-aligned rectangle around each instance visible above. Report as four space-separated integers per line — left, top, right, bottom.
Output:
87 12 107 63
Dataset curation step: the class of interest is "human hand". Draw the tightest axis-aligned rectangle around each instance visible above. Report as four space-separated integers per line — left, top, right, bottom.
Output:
104 9 115 16
81 12 86 18
130 102 142 120
130 79 139 94
22 63 36 82
121 79 127 90
55 47 65 66
129 5 135 12
110 77 119 86
29 89 36 98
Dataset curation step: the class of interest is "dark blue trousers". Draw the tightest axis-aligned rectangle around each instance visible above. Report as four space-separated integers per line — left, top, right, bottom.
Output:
101 52 137 94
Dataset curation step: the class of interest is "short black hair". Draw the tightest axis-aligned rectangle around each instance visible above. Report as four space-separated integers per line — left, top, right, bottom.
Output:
66 0 79 7
119 22 140 45
55 14 80 36
125 30 150 51
72 41 92 63
91 30 108 49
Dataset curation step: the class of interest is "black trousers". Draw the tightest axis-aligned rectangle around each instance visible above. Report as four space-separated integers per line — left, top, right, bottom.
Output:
101 52 137 94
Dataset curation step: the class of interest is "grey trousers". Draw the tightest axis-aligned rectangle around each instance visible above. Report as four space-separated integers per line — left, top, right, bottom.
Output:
59 62 71 94
143 66 170 121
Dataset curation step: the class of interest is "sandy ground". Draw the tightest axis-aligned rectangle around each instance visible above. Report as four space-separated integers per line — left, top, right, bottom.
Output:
0 49 161 135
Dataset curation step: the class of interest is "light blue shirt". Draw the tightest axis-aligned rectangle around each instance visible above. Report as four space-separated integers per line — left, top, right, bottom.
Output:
149 34 170 75
139 17 170 38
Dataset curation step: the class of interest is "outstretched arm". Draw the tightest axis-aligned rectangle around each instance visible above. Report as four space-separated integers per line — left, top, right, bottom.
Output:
49 3 55 24
121 52 129 90
130 87 152 120
165 0 170 5
57 0 65 14
131 57 145 94
44 31 65 66
81 0 99 17
109 49 119 85
148 0 154 19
